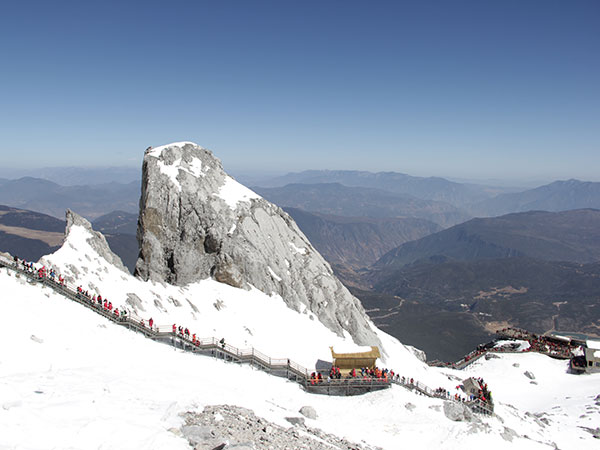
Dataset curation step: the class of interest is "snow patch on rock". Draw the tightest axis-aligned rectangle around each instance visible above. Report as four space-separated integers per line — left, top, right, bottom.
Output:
216 176 261 209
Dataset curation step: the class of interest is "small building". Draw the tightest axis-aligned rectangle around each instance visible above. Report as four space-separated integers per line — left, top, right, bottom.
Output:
570 339 600 374
330 346 381 370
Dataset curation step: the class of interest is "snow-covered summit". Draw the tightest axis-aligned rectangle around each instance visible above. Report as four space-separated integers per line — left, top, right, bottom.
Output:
135 142 383 350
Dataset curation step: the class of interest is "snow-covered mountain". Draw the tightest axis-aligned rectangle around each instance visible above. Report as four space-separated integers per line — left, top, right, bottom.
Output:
0 141 598 449
135 142 381 349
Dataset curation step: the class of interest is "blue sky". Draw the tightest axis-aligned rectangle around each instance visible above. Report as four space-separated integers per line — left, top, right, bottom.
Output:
1 1 598 181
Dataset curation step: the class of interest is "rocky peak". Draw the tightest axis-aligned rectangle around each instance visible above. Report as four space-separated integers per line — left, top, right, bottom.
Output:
65 209 128 273
135 142 381 347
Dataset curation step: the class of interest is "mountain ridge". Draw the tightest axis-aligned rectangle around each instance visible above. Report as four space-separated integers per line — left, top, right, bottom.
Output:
374 209 600 269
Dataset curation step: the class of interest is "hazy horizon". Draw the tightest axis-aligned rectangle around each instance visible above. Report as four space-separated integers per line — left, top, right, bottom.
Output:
0 163 595 189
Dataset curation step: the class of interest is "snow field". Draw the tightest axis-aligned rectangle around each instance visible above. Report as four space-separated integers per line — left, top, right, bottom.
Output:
453 352 600 449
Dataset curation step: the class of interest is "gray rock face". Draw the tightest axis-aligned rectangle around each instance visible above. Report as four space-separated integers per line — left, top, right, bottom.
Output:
524 371 536 380
299 406 317 420
135 142 381 347
407 345 427 362
443 401 475 422
181 405 378 450
65 209 128 273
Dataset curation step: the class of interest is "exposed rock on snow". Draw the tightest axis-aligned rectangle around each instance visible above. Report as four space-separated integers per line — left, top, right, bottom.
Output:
299 405 318 420
443 401 476 422
524 371 536 380
30 335 43 344
135 142 381 347
500 426 519 442
181 405 378 450
2 400 22 411
285 417 306 426
407 345 427 362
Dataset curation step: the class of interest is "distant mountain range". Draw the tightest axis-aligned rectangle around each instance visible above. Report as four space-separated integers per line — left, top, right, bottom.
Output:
0 177 140 220
375 209 600 269
256 170 600 220
1 172 599 228
254 183 471 228
256 169 512 208
0 166 140 186
471 179 600 216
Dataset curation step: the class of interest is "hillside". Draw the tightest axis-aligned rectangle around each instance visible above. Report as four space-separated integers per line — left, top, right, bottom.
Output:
360 257 600 360
472 179 600 217
0 205 65 261
93 210 138 235
283 207 441 269
375 209 600 269
254 183 471 228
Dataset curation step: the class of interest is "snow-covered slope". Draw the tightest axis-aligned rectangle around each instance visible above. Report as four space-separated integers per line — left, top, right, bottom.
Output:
5 264 596 450
38 210 426 376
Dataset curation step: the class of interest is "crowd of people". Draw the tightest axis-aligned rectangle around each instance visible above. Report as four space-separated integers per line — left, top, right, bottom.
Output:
430 377 493 405
498 327 575 358
74 285 129 321
474 377 492 404
431 327 577 369
12 255 131 323
308 365 398 385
